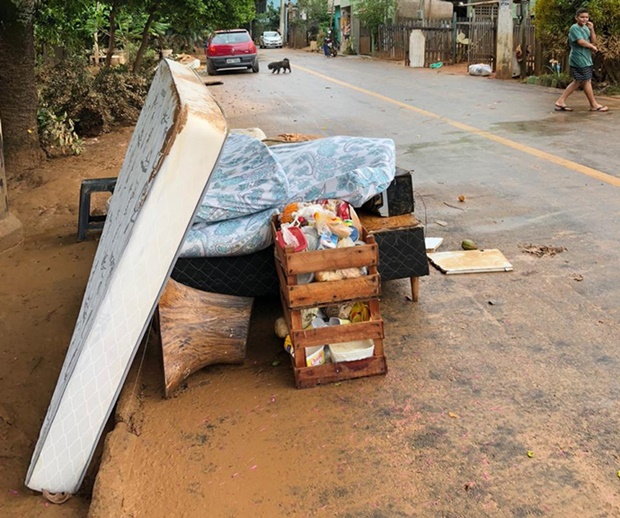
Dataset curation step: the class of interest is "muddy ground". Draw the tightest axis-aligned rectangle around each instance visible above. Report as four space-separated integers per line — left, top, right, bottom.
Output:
0 128 132 516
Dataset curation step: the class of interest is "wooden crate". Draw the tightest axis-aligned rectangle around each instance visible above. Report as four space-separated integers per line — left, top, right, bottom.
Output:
273 218 388 388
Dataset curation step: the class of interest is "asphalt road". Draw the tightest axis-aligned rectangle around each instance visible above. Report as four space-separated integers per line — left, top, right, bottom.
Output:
102 51 620 516
209 50 620 514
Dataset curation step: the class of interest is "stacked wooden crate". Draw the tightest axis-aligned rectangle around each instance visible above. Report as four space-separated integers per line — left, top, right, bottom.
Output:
273 220 388 388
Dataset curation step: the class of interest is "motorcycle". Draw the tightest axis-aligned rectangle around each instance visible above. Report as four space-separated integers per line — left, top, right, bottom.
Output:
324 33 338 57
327 39 338 57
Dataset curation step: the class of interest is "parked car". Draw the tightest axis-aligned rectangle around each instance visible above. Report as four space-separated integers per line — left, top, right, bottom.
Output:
205 29 259 75
259 31 283 49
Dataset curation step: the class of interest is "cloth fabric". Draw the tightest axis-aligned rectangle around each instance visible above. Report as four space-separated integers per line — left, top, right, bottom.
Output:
571 65 593 82
180 207 279 258
180 135 396 258
194 133 289 224
270 136 395 207
569 24 593 68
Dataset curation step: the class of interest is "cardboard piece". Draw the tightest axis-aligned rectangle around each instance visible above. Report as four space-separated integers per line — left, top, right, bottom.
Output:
427 249 513 274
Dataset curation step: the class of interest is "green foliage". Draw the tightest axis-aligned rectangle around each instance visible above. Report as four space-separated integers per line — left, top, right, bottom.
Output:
92 66 150 124
37 106 84 157
352 0 396 37
344 37 358 55
254 3 280 37
587 0 620 59
203 0 256 31
35 0 94 55
535 0 620 60
534 0 620 83
36 52 154 142
36 55 93 117
524 72 571 89
599 82 620 94
292 0 330 39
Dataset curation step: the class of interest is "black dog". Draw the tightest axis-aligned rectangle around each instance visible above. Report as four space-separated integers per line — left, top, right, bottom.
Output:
268 58 291 74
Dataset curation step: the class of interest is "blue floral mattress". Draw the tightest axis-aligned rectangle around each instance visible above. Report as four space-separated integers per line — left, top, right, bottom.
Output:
179 133 395 258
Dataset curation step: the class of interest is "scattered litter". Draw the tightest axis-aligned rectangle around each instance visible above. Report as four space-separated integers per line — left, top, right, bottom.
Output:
271 360 280 367
520 244 567 257
527 450 535 458
448 412 459 419
461 239 477 250
458 194 466 202
435 220 448 227
425 237 444 252
443 201 465 211
428 249 513 274
430 61 443 69
469 63 492 76
204 80 224 86
274 317 288 338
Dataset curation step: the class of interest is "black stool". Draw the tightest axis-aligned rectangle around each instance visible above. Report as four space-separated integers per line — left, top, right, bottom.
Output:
77 177 117 241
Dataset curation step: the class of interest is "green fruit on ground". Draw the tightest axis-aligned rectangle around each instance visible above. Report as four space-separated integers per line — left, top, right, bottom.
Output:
461 239 478 250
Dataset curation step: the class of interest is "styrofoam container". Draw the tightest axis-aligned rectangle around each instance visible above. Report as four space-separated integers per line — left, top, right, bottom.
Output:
328 339 375 362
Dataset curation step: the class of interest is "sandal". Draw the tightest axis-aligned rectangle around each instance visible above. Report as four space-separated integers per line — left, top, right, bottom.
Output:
554 104 573 111
590 105 609 112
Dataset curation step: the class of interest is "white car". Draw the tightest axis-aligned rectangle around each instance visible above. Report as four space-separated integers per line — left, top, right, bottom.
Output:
259 31 283 49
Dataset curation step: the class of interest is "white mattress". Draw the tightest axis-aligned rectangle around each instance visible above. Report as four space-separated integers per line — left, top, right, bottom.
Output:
25 59 227 494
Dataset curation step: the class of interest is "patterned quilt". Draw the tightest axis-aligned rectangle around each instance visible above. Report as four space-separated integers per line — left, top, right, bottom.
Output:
179 133 395 258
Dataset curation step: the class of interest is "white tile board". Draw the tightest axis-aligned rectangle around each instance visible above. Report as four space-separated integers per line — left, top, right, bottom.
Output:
427 249 513 274
425 237 443 252
25 59 227 494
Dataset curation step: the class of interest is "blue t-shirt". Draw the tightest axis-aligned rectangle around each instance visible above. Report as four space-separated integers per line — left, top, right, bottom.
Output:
569 23 593 68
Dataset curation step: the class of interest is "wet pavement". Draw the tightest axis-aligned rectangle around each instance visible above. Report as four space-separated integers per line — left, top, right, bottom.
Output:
91 50 620 517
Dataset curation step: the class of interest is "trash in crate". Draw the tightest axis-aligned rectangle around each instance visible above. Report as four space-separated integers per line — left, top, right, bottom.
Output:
329 339 375 362
283 335 326 367
324 301 370 322
276 199 363 253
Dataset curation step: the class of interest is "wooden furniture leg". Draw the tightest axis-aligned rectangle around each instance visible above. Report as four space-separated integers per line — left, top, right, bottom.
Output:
410 276 419 302
156 279 254 397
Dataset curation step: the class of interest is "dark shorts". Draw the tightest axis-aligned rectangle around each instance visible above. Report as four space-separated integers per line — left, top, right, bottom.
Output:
571 66 593 82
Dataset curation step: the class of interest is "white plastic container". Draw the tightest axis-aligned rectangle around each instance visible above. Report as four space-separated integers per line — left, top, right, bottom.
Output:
328 339 375 362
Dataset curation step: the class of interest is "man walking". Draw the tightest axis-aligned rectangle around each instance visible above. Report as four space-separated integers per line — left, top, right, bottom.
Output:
555 7 608 112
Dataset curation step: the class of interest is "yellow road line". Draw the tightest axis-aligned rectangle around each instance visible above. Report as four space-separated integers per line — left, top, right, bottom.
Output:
295 64 620 187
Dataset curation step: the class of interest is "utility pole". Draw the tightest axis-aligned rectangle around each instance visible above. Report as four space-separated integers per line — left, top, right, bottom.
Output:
279 0 285 40
0 119 24 252
495 0 514 79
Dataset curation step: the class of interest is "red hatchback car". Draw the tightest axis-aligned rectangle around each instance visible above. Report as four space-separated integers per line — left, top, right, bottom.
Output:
205 29 259 75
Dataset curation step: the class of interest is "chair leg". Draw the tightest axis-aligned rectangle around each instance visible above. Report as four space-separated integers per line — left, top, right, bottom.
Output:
77 184 92 242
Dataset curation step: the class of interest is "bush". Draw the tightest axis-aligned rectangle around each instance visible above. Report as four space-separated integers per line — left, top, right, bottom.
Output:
37 106 84 157
36 54 155 152
92 66 149 125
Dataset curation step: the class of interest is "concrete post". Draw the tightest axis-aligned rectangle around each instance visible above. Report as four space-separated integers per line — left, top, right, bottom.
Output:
0 119 24 252
495 0 514 79
279 0 285 42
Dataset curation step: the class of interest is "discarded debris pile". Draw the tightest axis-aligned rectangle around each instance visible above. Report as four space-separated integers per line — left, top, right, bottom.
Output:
520 244 567 257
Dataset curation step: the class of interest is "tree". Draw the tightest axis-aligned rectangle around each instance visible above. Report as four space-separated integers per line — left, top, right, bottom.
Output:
0 0 44 176
352 0 395 42
295 0 330 39
130 0 206 73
